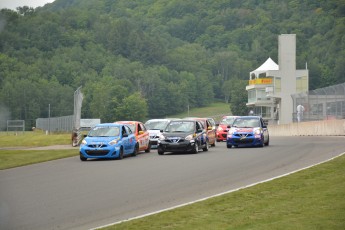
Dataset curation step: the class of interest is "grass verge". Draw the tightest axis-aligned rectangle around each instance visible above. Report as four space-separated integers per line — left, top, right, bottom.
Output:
0 130 71 147
0 149 77 170
172 102 231 122
103 154 345 230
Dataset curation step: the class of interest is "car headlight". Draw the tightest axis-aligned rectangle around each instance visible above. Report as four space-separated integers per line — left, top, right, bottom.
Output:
254 128 262 135
158 134 166 141
81 139 87 145
109 138 120 145
185 134 194 141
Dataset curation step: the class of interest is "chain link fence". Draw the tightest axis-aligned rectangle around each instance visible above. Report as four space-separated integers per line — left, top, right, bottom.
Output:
292 82 345 122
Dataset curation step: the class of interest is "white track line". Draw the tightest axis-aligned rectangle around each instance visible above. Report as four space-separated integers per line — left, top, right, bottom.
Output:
92 152 345 230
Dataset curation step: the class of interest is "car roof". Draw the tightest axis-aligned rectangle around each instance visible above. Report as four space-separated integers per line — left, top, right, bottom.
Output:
170 119 197 123
115 121 142 124
145 118 174 122
96 123 122 127
236 116 261 119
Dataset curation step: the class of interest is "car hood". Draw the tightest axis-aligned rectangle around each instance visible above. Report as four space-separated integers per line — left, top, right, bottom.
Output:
219 124 229 129
163 132 194 139
84 136 119 144
148 129 161 136
231 127 255 133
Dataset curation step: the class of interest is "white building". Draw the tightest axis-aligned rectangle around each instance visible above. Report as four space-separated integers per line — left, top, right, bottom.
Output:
246 34 309 124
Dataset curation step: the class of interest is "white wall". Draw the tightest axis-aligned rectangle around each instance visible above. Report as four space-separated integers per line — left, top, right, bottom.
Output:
269 119 345 136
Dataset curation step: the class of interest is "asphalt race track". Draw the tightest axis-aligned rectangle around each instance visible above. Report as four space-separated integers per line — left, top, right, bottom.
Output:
1 136 344 230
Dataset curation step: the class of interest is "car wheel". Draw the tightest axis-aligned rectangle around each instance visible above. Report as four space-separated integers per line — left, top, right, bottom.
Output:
211 140 216 147
132 144 139 157
158 149 164 155
80 153 87 161
192 142 198 154
118 147 124 160
145 142 151 153
226 144 232 148
265 137 269 146
203 141 209 151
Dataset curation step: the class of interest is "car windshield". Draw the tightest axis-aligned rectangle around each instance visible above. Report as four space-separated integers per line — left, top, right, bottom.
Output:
220 117 236 125
145 120 169 130
165 121 194 133
88 126 120 137
232 118 260 128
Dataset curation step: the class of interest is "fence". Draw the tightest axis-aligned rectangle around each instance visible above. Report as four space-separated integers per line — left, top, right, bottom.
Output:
36 115 74 132
291 82 345 122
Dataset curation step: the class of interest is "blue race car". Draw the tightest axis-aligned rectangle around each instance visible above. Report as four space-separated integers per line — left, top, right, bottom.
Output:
79 123 138 161
226 116 269 148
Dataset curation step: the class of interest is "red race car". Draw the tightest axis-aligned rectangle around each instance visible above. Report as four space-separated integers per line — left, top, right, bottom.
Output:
216 116 240 142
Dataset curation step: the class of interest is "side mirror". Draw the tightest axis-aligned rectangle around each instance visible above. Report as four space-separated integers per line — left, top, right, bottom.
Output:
123 133 128 137
262 125 267 129
227 125 231 128
160 129 163 133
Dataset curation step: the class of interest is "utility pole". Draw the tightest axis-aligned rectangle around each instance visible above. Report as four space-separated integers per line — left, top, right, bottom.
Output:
48 104 50 135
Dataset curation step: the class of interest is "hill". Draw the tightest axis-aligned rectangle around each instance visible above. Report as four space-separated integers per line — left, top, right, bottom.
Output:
0 0 344 129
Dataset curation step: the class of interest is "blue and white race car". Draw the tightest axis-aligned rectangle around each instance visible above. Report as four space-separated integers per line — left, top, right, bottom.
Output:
79 123 138 161
226 116 269 148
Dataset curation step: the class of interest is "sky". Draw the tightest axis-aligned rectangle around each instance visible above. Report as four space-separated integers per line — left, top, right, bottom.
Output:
0 0 55 10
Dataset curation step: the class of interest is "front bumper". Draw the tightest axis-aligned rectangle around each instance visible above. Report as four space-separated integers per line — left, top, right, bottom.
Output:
226 133 264 147
149 138 159 149
80 144 120 159
216 131 227 141
158 140 196 153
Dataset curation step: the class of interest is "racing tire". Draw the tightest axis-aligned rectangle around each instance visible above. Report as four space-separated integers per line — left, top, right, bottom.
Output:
226 144 232 149
145 142 151 153
118 147 124 160
203 141 209 151
80 153 87 161
192 142 198 154
132 144 139 157
158 149 164 155
265 137 269 146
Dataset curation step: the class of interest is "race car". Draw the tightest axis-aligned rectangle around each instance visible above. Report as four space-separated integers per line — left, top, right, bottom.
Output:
216 115 240 142
144 118 178 149
226 116 269 148
115 121 151 153
157 119 208 155
184 117 217 147
79 123 137 161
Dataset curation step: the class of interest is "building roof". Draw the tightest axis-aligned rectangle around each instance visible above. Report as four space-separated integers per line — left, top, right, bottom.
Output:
250 57 279 77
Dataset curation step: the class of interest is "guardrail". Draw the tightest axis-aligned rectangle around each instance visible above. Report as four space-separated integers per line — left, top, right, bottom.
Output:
268 119 345 136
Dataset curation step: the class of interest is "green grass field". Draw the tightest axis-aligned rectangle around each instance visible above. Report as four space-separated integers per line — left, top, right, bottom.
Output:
171 102 232 123
0 130 71 147
0 130 75 169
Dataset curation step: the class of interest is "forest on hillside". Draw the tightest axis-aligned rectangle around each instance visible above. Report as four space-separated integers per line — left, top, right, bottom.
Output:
0 0 344 129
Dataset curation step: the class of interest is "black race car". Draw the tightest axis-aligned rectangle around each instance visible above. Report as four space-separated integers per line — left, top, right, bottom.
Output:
157 119 209 155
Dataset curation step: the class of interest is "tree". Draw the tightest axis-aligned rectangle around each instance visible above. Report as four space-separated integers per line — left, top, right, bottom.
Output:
229 79 248 116
115 92 148 121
